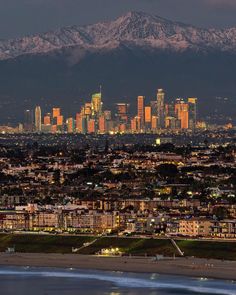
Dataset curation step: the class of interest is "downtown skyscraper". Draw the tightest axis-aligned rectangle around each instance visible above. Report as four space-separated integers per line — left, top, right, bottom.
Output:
157 89 165 129
35 106 42 132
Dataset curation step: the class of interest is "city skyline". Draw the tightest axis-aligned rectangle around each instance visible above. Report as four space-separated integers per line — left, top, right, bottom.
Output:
20 87 199 134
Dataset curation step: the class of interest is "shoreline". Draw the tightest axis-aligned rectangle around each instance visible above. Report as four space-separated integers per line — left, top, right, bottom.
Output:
0 253 236 281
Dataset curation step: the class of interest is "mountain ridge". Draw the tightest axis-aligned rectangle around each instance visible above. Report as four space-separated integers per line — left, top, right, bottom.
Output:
1 11 236 60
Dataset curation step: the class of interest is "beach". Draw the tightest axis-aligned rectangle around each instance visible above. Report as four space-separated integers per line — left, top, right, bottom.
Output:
0 253 235 281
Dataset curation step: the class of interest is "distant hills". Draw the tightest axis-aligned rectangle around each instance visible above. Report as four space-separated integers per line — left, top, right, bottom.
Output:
0 11 235 124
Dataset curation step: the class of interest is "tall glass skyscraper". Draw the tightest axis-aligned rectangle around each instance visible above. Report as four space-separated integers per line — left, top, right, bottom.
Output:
35 106 42 132
188 98 197 130
157 89 165 129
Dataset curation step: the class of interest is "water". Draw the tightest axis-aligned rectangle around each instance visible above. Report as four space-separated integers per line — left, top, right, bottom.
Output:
0 266 235 295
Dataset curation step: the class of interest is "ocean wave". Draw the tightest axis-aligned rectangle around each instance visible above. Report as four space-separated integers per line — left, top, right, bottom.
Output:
0 269 235 295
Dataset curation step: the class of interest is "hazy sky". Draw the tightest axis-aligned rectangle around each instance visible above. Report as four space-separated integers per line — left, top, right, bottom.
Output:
0 0 236 39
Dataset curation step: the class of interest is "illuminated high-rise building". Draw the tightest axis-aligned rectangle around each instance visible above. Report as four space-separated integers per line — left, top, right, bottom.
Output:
35 106 42 132
150 101 157 116
175 99 189 129
84 103 92 116
151 116 158 131
165 103 175 117
165 116 178 130
57 115 63 126
188 98 197 130
137 96 145 129
76 113 86 134
43 113 51 125
131 116 141 132
87 119 96 133
53 108 61 118
145 106 152 123
24 109 34 132
130 118 137 133
52 107 62 132
91 93 102 116
157 89 165 128
98 115 106 134
75 113 81 132
115 103 129 124
67 118 74 133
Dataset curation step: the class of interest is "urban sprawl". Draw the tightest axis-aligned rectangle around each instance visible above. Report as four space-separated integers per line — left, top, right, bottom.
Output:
0 130 236 240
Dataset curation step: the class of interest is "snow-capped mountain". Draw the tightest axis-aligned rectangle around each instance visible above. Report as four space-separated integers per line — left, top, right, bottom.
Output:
1 11 236 60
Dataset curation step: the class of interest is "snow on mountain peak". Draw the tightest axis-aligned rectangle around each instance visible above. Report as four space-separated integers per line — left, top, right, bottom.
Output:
0 11 236 60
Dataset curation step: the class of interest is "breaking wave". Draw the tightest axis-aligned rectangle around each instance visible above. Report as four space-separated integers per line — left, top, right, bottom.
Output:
0 268 235 295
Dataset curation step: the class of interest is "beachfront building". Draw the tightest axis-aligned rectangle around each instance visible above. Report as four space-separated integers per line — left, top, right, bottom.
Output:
211 220 236 239
178 218 213 237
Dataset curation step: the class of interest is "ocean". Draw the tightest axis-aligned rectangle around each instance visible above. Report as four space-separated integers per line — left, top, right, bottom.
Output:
0 266 235 295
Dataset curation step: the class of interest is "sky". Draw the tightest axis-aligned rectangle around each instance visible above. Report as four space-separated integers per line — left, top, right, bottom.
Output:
0 0 236 39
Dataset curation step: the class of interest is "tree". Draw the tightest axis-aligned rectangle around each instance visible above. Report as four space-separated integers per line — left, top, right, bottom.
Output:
53 169 61 184
156 164 178 179
213 206 230 220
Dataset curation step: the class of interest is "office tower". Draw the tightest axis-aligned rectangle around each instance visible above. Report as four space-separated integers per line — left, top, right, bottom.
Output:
43 113 51 125
52 107 61 132
24 109 34 132
76 113 86 133
157 89 165 129
151 116 158 131
165 103 175 117
41 113 52 133
91 93 102 116
104 110 112 121
188 98 197 130
150 101 157 116
53 108 60 118
87 119 96 133
67 118 74 133
145 106 152 123
131 118 137 133
56 115 63 126
175 98 189 129
98 115 106 134
84 103 92 116
103 110 112 132
75 113 81 132
165 103 177 129
137 96 145 129
35 106 42 132
131 116 141 132
165 116 178 129
115 103 129 124
56 115 63 133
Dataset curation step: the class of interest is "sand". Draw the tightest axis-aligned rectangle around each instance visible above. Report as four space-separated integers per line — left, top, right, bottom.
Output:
0 253 235 280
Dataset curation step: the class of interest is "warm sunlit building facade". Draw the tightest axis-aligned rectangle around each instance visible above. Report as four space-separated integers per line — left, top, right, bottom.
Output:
137 96 145 129
175 99 189 129
35 106 42 132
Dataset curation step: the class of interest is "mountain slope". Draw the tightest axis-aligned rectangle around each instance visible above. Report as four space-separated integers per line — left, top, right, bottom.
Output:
0 11 236 60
